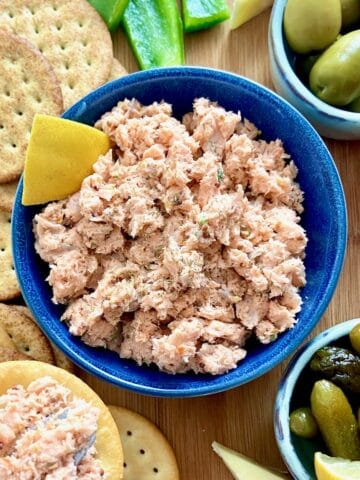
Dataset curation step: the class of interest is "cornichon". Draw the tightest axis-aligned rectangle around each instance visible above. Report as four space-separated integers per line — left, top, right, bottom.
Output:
123 0 184 70
182 0 230 33
88 0 129 31
311 380 360 460
310 346 360 394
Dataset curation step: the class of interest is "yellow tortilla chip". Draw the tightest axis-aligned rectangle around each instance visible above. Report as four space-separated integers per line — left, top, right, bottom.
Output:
22 114 111 205
0 361 123 479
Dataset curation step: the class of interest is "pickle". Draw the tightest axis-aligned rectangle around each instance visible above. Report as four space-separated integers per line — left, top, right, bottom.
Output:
310 346 360 394
310 380 360 460
290 407 318 438
350 323 360 354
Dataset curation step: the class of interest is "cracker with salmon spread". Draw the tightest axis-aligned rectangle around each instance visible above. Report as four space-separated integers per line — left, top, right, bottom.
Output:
109 406 179 480
0 211 20 300
13 305 75 372
0 0 113 110
0 30 63 183
0 303 54 363
0 361 123 479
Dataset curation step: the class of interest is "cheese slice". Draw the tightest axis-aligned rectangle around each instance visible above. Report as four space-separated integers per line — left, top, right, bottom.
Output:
22 114 110 206
212 441 287 479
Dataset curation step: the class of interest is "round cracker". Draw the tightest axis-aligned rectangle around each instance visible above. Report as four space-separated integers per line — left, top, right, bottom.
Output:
0 30 63 183
0 303 54 363
0 324 30 361
0 361 123 479
0 180 18 212
109 58 128 81
12 304 74 372
0 211 20 300
109 406 179 480
0 0 113 110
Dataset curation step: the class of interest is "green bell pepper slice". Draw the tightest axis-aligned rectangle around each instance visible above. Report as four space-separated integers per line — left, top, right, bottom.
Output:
123 0 184 70
182 0 230 33
88 0 129 31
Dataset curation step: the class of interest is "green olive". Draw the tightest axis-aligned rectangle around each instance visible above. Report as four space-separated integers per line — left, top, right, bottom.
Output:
341 0 360 28
310 30 360 106
350 323 360 354
284 0 342 54
348 96 360 112
289 407 318 438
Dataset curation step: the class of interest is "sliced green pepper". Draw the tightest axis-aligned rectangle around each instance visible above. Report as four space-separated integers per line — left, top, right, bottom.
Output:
88 0 129 31
123 0 184 70
182 0 230 32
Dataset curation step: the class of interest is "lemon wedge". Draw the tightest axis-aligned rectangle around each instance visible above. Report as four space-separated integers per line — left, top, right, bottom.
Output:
230 0 273 29
212 441 286 479
315 452 360 480
22 114 110 206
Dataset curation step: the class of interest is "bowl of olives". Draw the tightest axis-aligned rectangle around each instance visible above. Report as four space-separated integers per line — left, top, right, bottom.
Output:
269 0 360 140
274 319 360 479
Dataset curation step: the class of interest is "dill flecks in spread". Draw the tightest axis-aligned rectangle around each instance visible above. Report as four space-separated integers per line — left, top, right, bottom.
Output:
34 98 307 375
0 376 105 479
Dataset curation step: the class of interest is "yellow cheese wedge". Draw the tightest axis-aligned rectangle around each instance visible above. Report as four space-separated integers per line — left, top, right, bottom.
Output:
212 441 287 479
22 114 111 206
230 0 274 29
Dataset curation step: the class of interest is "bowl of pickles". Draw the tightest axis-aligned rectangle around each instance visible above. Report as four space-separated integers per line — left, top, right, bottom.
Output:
269 0 360 140
274 319 360 480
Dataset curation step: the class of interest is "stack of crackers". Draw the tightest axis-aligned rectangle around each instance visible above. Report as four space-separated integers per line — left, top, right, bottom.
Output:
0 0 127 363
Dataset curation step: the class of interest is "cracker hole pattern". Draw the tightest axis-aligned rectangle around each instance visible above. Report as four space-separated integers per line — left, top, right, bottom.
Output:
140 449 145 455
126 430 132 436
123 463 127 468
153 467 159 473
8 11 14 18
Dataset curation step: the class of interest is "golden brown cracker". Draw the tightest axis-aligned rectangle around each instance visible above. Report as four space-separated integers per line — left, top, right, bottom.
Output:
12 305 74 372
109 58 128 81
0 180 18 212
0 0 113 109
109 406 179 480
0 303 55 364
0 29 63 183
0 324 30 361
0 211 20 300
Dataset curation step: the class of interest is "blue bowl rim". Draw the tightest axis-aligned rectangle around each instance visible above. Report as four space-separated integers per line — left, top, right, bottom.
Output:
13 66 348 397
270 0 360 122
274 318 360 479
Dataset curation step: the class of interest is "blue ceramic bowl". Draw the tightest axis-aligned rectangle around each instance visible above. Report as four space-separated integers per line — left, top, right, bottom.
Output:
274 319 360 480
12 67 347 397
269 0 360 140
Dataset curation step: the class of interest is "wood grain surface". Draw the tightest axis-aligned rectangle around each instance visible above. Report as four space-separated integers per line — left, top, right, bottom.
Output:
81 9 360 479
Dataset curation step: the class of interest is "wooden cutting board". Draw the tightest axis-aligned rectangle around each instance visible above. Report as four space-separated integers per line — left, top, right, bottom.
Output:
81 9 360 480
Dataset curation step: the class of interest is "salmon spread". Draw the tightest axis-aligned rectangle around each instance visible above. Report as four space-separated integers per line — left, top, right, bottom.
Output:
0 376 104 479
34 98 307 375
